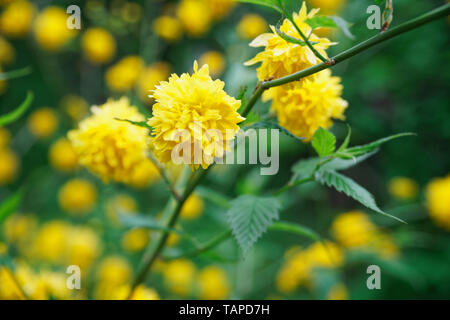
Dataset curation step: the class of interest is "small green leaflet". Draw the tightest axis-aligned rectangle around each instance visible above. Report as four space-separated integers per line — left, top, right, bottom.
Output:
226 195 281 255
321 150 378 171
236 0 283 13
346 133 415 156
0 190 22 225
305 16 337 29
115 118 153 132
317 170 405 223
291 158 320 179
269 221 321 242
311 127 336 157
331 16 355 40
0 92 34 127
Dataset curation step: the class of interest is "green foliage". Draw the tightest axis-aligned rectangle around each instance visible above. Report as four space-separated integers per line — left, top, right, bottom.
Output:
0 190 22 225
227 195 281 255
0 67 32 81
305 16 337 29
346 133 415 157
115 118 153 132
311 127 336 157
0 92 34 127
291 158 319 179
269 221 321 242
330 16 355 40
316 170 404 223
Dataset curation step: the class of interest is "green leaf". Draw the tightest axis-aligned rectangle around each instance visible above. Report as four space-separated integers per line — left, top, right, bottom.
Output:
115 118 153 131
337 125 351 153
269 221 321 242
292 158 320 179
374 0 384 5
0 92 34 127
0 190 22 225
0 66 32 81
321 150 378 171
330 16 355 40
236 0 283 13
226 195 281 255
346 133 415 156
196 186 231 209
305 16 338 29
311 127 336 157
317 170 405 223
243 120 305 140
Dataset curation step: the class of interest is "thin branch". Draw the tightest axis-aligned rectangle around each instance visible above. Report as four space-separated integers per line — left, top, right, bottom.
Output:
147 152 182 201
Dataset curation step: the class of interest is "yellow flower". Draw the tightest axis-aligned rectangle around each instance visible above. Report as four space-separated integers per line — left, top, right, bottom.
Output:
237 14 268 40
121 228 150 252
244 2 335 82
105 56 144 92
331 211 377 248
426 174 450 230
153 16 183 42
327 283 348 300
388 177 419 200
49 138 78 172
198 266 230 300
97 256 132 286
0 35 15 65
68 97 153 184
128 159 161 188
82 27 116 65
130 285 160 300
270 69 347 141
0 127 11 148
32 221 69 263
28 108 59 139
307 0 346 15
167 232 180 247
305 241 344 268
163 259 196 296
199 51 226 78
137 62 171 104
34 6 77 51
149 61 244 169
0 148 19 185
206 0 236 21
3 214 37 245
0 0 35 38
177 0 211 37
61 95 89 121
276 249 311 293
66 226 101 269
106 194 138 226
58 179 97 215
181 193 204 220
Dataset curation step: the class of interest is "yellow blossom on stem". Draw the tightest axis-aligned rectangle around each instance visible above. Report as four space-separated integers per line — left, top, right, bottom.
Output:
148 61 244 169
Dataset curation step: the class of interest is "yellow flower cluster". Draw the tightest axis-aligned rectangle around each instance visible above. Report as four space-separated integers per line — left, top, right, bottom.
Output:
149 61 244 169
245 2 347 141
276 241 343 293
68 97 160 186
426 174 450 230
0 127 19 185
331 211 399 258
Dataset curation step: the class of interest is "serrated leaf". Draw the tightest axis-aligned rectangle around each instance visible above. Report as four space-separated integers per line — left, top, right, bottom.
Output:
305 15 338 29
0 92 34 127
0 190 22 225
346 133 415 156
321 150 378 171
227 195 281 255
311 128 336 157
292 158 320 179
331 16 355 40
269 221 321 242
243 120 305 140
317 170 405 223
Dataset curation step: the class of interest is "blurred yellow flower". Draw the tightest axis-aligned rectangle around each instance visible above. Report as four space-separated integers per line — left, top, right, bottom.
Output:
426 174 450 230
121 228 150 252
34 6 77 51
270 69 347 141
0 127 11 148
105 56 144 92
97 256 132 287
32 221 69 263
199 51 226 78
149 61 244 169
0 266 26 299
327 283 348 300
177 0 211 37
82 27 116 65
163 259 196 296
66 226 101 269
237 14 268 40
181 193 204 220
28 108 59 139
0 148 19 185
331 211 377 248
0 0 35 38
3 214 37 245
167 232 180 247
198 266 230 300
128 159 161 188
0 36 15 65
106 194 138 226
207 0 236 21
49 138 78 172
244 2 335 83
58 179 97 215
130 285 160 300
137 62 171 104
388 177 419 200
306 241 344 268
153 16 183 42
308 0 346 15
61 95 89 121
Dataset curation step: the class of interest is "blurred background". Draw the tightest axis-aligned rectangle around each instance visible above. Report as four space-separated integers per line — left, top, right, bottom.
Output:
0 0 449 300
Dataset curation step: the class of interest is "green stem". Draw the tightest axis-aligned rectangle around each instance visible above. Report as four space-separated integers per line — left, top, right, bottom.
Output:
289 17 329 63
